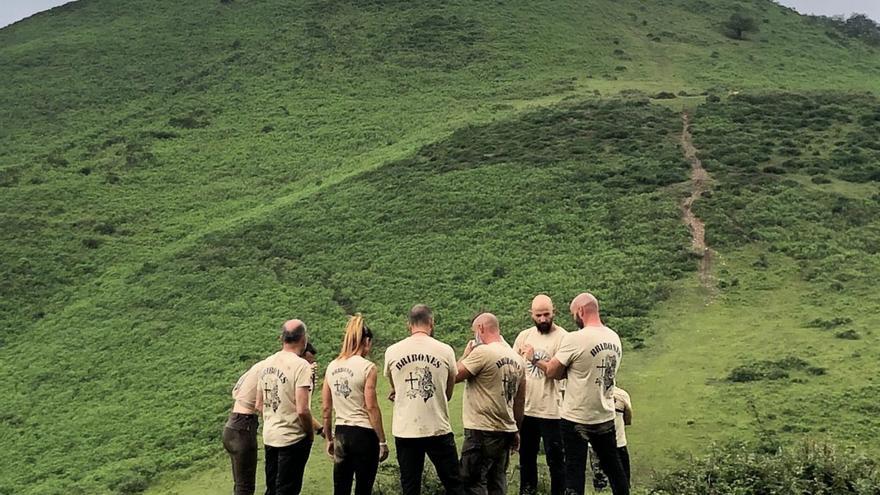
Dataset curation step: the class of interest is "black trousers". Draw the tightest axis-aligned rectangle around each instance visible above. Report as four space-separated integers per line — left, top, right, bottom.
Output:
395 432 465 495
561 419 629 495
264 438 313 495
333 425 379 495
519 416 565 495
460 429 516 495
618 446 630 483
222 413 259 495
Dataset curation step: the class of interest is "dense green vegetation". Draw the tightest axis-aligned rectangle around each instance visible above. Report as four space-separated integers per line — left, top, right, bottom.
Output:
651 441 880 495
2 0 880 494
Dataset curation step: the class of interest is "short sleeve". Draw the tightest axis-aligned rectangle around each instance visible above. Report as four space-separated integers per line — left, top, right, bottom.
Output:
554 333 580 367
295 361 313 389
512 332 524 355
461 345 487 376
364 360 377 381
445 346 457 379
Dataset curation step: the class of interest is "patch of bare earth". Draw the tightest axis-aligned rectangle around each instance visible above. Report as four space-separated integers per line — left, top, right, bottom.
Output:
680 112 715 292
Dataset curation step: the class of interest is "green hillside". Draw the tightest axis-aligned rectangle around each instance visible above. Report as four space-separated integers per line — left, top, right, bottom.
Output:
2 0 880 494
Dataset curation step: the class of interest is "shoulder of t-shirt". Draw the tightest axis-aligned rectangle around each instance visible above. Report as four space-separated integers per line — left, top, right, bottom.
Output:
361 356 377 372
507 346 527 370
257 352 280 373
248 358 266 373
515 327 535 342
434 338 455 353
602 325 622 339
462 343 488 373
384 340 400 355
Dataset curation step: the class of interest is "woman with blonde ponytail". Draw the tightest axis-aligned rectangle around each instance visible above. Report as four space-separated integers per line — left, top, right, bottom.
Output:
321 314 389 495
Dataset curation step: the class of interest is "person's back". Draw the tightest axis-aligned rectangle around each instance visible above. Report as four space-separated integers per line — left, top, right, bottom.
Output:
384 333 456 438
323 315 388 495
558 324 622 426
326 355 374 429
223 359 265 495
461 341 525 433
550 293 628 495
383 304 463 495
260 350 313 447
456 313 526 495
256 319 315 495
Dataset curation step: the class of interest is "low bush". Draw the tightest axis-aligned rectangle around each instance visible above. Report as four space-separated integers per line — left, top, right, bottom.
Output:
650 440 880 495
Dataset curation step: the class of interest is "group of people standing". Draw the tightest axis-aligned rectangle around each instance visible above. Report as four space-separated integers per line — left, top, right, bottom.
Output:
222 292 633 495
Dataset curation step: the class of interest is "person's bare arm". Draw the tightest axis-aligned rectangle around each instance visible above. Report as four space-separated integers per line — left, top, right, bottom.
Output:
455 362 473 383
623 400 633 426
254 384 264 415
296 386 314 442
364 367 389 461
455 340 476 383
535 357 567 380
321 380 334 457
387 374 396 402
446 366 456 400
513 375 526 429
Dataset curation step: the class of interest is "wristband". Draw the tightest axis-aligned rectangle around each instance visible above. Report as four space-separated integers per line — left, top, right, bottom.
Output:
379 442 387 446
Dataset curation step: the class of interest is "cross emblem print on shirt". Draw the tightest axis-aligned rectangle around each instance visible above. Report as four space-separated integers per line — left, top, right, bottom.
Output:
502 374 512 391
405 372 419 390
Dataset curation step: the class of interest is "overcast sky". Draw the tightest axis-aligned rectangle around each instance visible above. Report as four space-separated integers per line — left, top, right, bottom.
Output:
1 0 879 29
776 0 880 21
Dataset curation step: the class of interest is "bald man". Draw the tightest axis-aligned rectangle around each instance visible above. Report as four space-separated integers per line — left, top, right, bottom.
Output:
514 295 568 495
456 313 526 495
255 320 315 495
525 294 628 495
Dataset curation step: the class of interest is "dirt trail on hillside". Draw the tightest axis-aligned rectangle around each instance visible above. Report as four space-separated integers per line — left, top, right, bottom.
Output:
680 112 715 289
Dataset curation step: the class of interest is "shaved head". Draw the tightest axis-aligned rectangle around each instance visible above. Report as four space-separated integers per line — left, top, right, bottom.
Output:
531 294 553 313
570 293 599 314
472 312 500 333
570 293 601 329
531 294 555 334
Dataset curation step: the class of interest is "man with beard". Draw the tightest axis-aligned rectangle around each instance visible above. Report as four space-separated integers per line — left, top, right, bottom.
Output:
513 294 568 495
523 293 628 495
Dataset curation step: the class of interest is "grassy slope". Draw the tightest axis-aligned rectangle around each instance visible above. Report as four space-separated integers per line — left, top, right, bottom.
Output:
2 0 880 493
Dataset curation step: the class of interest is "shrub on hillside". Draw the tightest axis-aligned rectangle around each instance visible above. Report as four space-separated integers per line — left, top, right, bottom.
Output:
723 12 759 40
727 356 825 382
649 440 880 495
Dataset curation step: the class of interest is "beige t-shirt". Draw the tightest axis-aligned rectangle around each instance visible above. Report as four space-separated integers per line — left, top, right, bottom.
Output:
326 355 375 430
232 359 265 411
512 325 568 419
258 351 313 447
461 341 526 432
383 334 457 438
554 325 622 425
613 387 631 447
